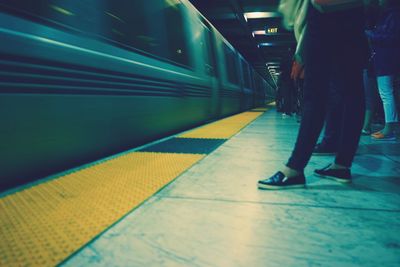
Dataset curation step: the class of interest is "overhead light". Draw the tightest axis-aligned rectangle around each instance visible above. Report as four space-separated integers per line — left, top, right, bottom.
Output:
252 30 266 35
259 42 291 47
258 43 276 47
50 5 74 16
243 12 281 20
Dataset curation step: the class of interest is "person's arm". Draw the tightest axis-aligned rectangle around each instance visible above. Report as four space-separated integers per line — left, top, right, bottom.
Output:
291 25 307 81
311 0 363 12
278 0 303 30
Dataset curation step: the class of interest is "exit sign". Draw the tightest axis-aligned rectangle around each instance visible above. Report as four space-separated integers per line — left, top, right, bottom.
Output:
267 27 278 34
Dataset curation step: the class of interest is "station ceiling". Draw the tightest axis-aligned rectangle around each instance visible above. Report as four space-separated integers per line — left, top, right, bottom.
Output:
189 0 296 86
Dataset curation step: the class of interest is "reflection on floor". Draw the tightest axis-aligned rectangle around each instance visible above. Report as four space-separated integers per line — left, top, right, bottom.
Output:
63 110 400 267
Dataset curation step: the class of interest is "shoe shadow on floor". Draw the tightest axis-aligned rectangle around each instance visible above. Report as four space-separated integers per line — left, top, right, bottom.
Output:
305 182 373 192
306 174 400 194
353 154 386 172
358 143 400 156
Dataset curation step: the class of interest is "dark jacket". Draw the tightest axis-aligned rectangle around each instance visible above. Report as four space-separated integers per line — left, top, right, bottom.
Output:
366 7 400 76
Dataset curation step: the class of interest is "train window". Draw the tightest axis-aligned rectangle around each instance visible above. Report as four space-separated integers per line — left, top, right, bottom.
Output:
241 59 251 88
0 0 103 34
105 0 190 66
223 44 238 84
201 26 216 76
0 0 190 67
198 18 216 77
163 1 190 66
105 0 190 67
105 1 171 62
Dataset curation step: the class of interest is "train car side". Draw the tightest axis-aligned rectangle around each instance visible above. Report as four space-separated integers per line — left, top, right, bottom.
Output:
0 0 267 190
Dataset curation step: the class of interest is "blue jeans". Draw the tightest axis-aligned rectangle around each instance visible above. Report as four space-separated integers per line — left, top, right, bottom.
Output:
377 75 399 123
286 6 366 171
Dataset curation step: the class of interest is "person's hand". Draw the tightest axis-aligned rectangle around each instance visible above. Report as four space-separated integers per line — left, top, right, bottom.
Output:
291 60 305 81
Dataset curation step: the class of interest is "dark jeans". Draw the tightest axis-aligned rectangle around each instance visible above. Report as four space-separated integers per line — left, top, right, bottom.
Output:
320 82 345 147
286 6 366 171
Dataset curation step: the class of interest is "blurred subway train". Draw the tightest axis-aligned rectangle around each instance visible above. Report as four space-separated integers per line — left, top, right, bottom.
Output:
0 0 274 191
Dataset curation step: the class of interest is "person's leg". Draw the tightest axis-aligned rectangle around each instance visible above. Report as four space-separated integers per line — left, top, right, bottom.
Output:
285 29 331 172
362 69 378 134
396 76 400 114
275 86 284 112
316 81 345 152
374 75 398 136
314 52 365 183
313 6 366 183
282 82 294 115
334 66 365 168
295 79 304 117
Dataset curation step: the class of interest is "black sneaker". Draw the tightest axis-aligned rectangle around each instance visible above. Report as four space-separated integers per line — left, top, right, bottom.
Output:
258 171 306 190
313 143 337 155
314 164 351 183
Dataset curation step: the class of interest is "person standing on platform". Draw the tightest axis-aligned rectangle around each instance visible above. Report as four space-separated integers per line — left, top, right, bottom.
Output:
277 48 297 116
315 0 381 151
362 0 380 135
366 0 400 140
258 0 367 189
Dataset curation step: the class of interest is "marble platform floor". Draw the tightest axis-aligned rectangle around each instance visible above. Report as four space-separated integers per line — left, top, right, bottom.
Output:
63 110 400 267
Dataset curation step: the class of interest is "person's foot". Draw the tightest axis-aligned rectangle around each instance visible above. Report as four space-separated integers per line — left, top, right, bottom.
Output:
371 131 396 141
282 112 292 117
313 143 337 155
314 164 351 183
361 128 371 135
258 171 306 190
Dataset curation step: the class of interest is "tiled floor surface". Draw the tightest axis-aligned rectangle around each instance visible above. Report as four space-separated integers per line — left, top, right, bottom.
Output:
64 111 400 267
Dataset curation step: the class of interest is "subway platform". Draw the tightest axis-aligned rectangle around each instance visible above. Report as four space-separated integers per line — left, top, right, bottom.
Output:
1 108 400 267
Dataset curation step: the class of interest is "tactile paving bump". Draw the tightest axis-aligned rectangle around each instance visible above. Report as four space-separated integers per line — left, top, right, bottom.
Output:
179 111 264 139
250 107 268 112
139 138 227 154
0 152 204 267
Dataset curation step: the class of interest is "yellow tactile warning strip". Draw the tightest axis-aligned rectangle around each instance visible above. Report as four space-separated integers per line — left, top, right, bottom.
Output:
0 152 204 266
178 111 264 139
0 108 267 266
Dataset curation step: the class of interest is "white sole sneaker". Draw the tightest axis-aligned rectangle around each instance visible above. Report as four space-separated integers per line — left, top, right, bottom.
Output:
314 173 351 183
258 183 306 190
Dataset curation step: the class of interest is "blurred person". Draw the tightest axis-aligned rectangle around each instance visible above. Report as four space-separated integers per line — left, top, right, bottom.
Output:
278 48 297 116
362 0 381 135
366 0 400 140
361 67 379 134
258 0 367 189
